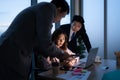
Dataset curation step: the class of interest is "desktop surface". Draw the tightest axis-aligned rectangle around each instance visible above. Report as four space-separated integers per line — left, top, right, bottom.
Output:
37 59 120 80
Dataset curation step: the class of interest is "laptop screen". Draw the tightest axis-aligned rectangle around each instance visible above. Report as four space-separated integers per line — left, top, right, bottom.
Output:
84 47 99 68
74 47 99 68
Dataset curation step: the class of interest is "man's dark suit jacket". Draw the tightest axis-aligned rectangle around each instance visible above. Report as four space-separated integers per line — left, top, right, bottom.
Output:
0 2 63 80
60 24 92 53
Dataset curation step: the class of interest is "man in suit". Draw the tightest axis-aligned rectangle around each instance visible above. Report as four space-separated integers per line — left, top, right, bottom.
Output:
0 0 69 80
60 15 92 54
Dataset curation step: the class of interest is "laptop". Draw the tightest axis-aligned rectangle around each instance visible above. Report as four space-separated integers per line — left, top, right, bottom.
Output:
74 47 99 69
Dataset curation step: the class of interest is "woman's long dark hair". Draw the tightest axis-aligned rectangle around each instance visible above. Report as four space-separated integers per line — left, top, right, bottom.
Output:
52 28 68 50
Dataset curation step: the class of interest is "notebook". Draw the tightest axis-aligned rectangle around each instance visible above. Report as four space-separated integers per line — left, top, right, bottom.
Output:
74 47 99 69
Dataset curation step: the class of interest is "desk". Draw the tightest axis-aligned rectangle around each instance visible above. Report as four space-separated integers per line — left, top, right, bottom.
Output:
37 59 120 80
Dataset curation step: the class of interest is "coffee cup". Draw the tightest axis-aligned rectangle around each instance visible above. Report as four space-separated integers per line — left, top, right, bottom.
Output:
52 62 59 75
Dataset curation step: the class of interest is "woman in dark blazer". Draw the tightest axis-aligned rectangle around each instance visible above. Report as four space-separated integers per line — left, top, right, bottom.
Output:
60 15 92 54
0 0 69 80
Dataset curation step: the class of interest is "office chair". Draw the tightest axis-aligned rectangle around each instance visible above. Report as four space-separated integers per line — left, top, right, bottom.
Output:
29 52 42 80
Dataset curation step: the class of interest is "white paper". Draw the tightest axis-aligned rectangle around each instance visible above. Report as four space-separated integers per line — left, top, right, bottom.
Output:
57 71 91 80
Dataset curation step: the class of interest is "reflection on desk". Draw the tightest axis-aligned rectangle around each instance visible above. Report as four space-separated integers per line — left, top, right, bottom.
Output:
37 59 120 80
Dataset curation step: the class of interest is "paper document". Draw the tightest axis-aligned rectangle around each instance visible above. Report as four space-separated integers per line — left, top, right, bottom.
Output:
57 71 91 80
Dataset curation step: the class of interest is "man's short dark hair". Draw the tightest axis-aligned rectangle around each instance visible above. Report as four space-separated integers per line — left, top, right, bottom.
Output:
72 15 84 23
50 0 69 14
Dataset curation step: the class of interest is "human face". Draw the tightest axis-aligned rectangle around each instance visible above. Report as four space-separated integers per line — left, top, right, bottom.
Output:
56 34 65 48
53 8 68 22
71 21 82 32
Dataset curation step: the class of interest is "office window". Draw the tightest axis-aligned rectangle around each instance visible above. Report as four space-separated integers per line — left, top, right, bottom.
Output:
60 0 70 25
38 0 50 2
0 0 30 35
83 0 104 58
107 0 120 59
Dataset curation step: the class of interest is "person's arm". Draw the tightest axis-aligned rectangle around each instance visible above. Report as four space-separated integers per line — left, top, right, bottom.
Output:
36 3 67 58
64 48 75 55
79 25 92 52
